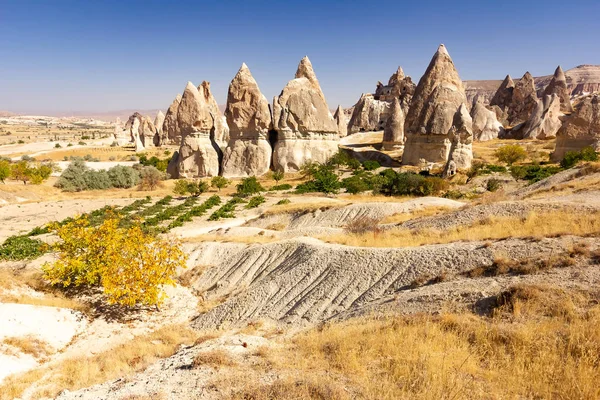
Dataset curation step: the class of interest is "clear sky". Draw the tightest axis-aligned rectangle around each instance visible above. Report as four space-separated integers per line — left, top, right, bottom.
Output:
1 0 599 114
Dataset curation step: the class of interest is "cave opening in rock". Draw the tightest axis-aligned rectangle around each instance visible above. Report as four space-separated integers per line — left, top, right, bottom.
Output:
209 127 224 176
268 129 278 169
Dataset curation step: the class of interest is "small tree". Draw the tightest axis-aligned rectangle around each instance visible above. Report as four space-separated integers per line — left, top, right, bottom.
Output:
271 170 284 183
236 176 265 197
0 160 10 183
138 166 165 191
173 179 208 196
211 176 231 191
494 145 527 166
43 215 187 307
11 161 31 185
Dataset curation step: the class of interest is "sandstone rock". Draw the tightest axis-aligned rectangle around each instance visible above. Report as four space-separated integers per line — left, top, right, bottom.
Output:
402 45 472 167
521 94 563 140
543 66 574 113
163 94 182 145
471 95 504 141
173 82 221 178
271 56 339 172
153 110 165 146
507 72 539 126
347 94 390 133
489 75 515 112
140 116 156 148
334 105 347 137
552 94 600 161
446 104 473 169
222 63 273 178
382 98 405 150
124 112 146 151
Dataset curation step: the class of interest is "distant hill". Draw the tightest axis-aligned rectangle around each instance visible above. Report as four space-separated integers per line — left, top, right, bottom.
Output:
464 64 600 105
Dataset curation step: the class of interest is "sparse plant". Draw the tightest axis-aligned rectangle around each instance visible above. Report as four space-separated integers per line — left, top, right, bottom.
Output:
344 216 381 235
560 146 598 169
138 166 165 191
494 144 527 165
245 195 266 209
236 176 265 197
362 160 380 171
271 170 284 182
276 199 291 205
210 176 230 191
0 159 11 183
486 178 502 192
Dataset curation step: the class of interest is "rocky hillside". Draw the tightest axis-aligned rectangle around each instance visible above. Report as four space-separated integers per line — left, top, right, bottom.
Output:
465 64 600 105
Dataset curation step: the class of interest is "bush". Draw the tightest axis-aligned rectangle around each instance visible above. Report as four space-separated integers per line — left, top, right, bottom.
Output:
295 163 341 194
379 171 448 196
236 176 265 197
84 170 112 190
0 159 10 183
81 135 90 140
43 216 187 307
67 143 73 147
211 176 231 191
276 199 291 205
0 235 48 260
344 216 381 235
245 195 266 209
209 198 244 220
108 165 140 188
54 143 62 148
342 175 371 194
78 141 87 146
327 150 361 170
271 183 292 191
173 179 208 196
271 170 284 182
18 139 25 144
560 147 598 169
362 160 381 171
138 166 165 191
486 178 502 192
138 155 169 172
495 144 527 165
510 165 562 182
55 159 89 191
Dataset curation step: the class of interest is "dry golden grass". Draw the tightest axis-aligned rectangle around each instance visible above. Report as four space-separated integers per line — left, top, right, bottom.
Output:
319 210 600 248
0 324 199 400
185 233 280 245
241 285 600 399
472 138 556 165
263 201 347 216
2 336 53 359
381 205 454 224
192 350 236 368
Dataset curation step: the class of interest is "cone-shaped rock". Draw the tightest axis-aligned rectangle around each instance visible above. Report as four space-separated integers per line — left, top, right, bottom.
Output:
272 56 339 172
543 66 573 113
446 104 473 169
507 72 538 126
471 95 504 141
199 81 229 147
334 105 347 137
522 94 563 140
490 75 515 112
173 82 220 178
163 94 182 145
222 63 273 177
153 110 165 146
347 94 390 133
552 94 600 161
382 98 405 150
402 45 472 167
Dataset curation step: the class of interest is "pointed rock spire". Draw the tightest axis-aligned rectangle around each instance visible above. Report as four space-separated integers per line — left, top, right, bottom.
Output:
163 94 182 145
334 105 347 137
507 72 538 126
522 94 562 140
471 95 504 141
295 56 319 86
382 98 405 150
490 75 515 110
543 66 573 113
153 110 165 146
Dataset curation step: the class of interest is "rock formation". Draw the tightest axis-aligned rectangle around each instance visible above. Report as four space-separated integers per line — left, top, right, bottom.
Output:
271 56 339 172
402 45 472 169
471 95 504 141
153 110 165 146
334 105 347 137
543 66 574 113
221 63 273 178
552 94 600 161
173 82 221 178
163 94 182 145
521 94 563 140
348 66 415 133
489 75 515 115
507 72 539 126
382 98 405 150
124 112 147 152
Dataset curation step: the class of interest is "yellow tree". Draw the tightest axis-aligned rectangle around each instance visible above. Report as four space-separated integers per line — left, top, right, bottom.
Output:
43 215 187 307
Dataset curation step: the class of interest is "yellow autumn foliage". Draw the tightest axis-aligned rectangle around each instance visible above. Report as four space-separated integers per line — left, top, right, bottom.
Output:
42 215 187 307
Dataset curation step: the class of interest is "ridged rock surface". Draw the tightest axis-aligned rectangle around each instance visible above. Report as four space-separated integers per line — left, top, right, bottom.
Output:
271 56 339 172
124 112 154 151
446 104 473 169
382 98 405 150
163 94 182 145
543 66 574 113
471 95 504 141
402 45 472 167
153 110 165 146
222 63 272 178
522 94 563 140
507 72 539 126
552 94 600 161
334 105 347 137
347 94 390 133
173 82 221 178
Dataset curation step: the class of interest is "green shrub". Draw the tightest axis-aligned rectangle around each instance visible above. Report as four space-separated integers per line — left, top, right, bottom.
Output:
276 199 291 205
138 166 165 191
295 163 341 194
379 170 448 196
81 135 90 140
55 159 90 191
486 178 502 192
209 198 244 221
271 183 292 191
362 160 381 171
560 147 598 169
245 195 266 209
83 154 99 162
271 170 284 182
510 165 562 182
494 144 527 165
211 176 231 191
54 143 62 148
84 170 112 190
342 175 371 194
108 165 140 188
138 155 169 172
236 176 265 197
0 235 48 260
173 179 208 196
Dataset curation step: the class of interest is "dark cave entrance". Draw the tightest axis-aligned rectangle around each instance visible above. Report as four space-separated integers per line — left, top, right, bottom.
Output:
268 129 278 170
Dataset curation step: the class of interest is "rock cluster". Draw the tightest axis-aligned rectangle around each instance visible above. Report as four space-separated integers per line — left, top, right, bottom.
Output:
470 95 504 141
521 94 562 140
163 94 182 145
543 66 573 113
490 72 538 126
347 67 415 134
552 94 600 161
221 63 273 177
402 45 472 169
271 56 339 172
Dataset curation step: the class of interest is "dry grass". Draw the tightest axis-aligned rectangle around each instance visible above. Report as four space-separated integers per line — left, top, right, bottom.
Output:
319 210 600 248
185 233 279 245
2 336 53 359
0 324 199 400
263 201 347 216
381 205 454 224
192 350 236 368
472 138 555 165
242 285 600 399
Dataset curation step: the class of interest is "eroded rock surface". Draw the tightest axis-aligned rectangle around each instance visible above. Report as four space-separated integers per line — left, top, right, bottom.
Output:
382 98 405 150
553 94 600 161
163 94 182 145
471 95 504 141
543 66 574 113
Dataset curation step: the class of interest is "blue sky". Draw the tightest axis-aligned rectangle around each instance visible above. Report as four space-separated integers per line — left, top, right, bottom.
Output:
1 0 599 114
